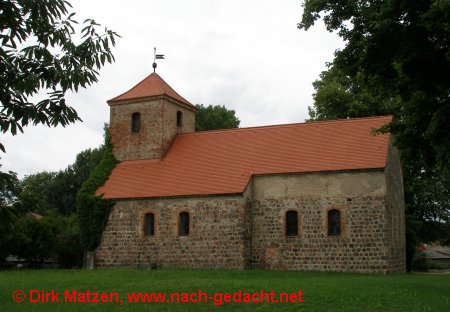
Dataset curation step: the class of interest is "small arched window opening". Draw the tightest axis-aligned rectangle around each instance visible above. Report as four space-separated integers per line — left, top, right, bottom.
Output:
179 212 189 236
286 210 298 237
328 209 341 236
176 111 183 127
131 112 141 133
144 213 155 236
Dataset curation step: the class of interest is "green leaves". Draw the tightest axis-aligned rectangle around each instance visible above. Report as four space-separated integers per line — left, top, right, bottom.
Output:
300 0 450 175
195 104 240 131
76 128 118 251
0 0 120 152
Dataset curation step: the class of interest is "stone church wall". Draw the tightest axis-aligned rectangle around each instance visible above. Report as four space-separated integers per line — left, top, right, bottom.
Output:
96 158 405 273
109 98 195 161
249 171 402 273
96 195 249 269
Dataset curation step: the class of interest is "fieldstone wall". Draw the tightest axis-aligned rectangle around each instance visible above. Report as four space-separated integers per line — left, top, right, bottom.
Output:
249 171 401 273
96 148 405 273
109 98 195 161
96 195 249 269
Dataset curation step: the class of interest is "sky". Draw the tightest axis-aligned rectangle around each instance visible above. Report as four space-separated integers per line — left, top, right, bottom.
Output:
2 0 344 178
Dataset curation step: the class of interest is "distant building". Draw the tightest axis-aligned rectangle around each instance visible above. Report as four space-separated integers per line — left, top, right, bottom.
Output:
95 72 406 273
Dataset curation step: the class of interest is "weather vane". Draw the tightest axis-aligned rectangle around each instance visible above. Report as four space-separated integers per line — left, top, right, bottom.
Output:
153 47 165 73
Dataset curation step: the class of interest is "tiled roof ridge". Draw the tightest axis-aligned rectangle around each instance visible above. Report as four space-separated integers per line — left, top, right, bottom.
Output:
152 73 193 107
182 115 392 137
108 72 155 103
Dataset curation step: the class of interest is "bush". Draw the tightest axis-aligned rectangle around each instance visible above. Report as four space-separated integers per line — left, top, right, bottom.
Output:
12 216 56 268
412 251 429 272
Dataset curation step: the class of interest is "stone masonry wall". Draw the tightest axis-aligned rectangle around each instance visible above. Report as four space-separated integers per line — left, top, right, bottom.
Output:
249 171 400 273
96 170 405 273
109 98 194 161
96 195 249 269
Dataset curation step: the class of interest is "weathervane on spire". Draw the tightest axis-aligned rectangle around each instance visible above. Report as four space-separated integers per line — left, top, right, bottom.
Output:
153 47 165 73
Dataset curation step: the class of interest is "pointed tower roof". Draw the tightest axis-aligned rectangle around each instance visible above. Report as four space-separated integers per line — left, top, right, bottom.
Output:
108 72 195 110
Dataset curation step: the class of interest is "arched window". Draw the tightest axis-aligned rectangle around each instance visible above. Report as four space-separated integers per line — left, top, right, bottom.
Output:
144 213 154 236
179 212 189 236
176 111 183 127
131 112 141 133
286 210 298 237
328 209 341 236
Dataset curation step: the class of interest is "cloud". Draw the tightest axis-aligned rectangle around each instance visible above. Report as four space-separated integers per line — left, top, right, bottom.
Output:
1 0 343 177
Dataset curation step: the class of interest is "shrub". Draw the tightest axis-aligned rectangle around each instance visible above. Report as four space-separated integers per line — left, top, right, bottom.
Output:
412 251 429 272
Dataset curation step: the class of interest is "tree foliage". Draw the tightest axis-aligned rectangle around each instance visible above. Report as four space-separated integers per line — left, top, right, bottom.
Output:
0 0 119 153
76 128 117 251
17 147 104 215
299 0 450 177
0 170 21 263
309 65 450 268
195 104 240 131
308 65 398 121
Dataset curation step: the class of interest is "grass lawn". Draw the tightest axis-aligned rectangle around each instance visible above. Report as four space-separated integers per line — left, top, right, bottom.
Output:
0 268 448 311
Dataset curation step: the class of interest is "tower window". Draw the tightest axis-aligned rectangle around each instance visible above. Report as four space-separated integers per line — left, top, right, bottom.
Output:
131 112 141 133
286 210 298 237
328 209 341 236
144 213 155 236
179 212 189 236
176 111 183 127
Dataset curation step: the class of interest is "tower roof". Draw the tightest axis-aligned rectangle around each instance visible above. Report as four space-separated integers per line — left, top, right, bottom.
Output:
107 72 195 110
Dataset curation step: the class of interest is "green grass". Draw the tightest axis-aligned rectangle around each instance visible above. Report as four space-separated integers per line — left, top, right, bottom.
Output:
0 268 448 311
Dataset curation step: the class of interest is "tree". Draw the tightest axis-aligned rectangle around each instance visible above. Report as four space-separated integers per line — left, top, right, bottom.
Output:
195 104 240 131
18 171 57 215
0 0 119 153
299 0 450 178
308 65 397 121
0 170 21 263
307 64 450 271
12 215 56 268
16 146 104 216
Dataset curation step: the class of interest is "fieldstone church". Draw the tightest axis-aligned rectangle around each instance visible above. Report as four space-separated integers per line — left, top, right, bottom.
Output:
95 72 406 273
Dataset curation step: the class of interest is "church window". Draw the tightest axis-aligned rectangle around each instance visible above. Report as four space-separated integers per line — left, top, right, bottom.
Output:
179 212 189 236
328 209 341 236
176 111 183 127
131 112 141 132
286 210 298 236
144 213 155 236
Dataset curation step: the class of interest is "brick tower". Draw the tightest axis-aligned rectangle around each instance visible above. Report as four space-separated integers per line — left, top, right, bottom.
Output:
107 73 196 161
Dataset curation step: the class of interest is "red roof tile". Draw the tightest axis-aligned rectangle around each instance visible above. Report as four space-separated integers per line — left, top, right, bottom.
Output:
97 116 392 199
108 73 195 110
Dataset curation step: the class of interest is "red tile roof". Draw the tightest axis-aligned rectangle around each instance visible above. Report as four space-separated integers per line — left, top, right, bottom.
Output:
108 73 195 110
97 116 392 199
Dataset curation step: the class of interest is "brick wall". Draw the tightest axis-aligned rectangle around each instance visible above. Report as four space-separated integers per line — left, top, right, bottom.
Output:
109 98 194 161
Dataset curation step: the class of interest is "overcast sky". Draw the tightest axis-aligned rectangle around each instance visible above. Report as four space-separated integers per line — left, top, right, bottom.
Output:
2 0 344 178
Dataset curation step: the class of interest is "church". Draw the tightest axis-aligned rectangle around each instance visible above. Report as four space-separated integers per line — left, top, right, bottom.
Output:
95 71 406 273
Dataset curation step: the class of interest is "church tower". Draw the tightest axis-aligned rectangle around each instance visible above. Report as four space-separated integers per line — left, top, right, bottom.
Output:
107 72 196 161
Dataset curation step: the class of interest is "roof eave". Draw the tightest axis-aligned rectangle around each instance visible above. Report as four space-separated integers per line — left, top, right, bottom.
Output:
107 94 196 112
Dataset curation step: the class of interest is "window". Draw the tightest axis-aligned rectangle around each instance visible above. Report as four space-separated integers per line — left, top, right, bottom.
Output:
131 112 141 132
179 212 189 236
286 210 298 236
328 209 341 236
176 111 183 127
144 213 154 236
